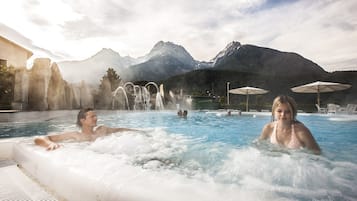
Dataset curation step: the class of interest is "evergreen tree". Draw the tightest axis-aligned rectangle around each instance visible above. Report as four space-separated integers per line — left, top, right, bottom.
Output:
106 68 121 91
96 68 122 109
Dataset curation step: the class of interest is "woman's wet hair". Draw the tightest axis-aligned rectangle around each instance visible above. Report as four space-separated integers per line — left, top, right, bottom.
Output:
76 108 94 127
271 95 297 121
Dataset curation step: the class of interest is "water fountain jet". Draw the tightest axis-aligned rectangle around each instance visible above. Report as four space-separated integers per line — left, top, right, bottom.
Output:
112 86 129 110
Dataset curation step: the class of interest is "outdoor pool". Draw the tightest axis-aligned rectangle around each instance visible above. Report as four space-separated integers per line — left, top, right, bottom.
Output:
1 110 357 201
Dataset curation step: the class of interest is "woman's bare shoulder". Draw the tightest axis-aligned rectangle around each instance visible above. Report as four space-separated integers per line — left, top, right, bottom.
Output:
260 122 274 139
264 122 275 130
294 122 311 133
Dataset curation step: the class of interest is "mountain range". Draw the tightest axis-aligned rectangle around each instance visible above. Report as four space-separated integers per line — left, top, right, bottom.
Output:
57 40 327 84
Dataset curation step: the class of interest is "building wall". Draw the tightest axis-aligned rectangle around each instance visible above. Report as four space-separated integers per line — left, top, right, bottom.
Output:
0 36 32 68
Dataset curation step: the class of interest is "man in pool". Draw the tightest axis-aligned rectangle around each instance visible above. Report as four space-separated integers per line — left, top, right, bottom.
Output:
259 95 321 154
34 108 138 151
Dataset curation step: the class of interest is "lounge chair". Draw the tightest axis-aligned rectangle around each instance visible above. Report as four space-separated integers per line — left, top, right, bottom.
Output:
327 103 340 114
335 104 357 114
345 104 357 114
315 104 327 113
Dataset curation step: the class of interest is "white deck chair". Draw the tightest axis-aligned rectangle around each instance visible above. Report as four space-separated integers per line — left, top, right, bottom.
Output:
315 104 327 113
327 104 340 114
346 104 357 114
336 104 357 114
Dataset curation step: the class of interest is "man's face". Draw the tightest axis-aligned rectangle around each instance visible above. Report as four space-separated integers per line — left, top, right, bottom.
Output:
81 111 98 127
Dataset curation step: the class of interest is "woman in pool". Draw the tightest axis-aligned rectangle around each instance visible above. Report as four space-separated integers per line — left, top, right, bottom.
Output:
34 108 137 151
259 95 321 154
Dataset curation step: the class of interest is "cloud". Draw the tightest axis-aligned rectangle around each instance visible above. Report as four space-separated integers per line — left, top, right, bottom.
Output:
61 16 119 39
0 23 68 60
225 0 357 71
0 0 356 71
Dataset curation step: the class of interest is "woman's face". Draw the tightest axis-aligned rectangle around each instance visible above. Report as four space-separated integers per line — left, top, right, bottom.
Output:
274 103 292 122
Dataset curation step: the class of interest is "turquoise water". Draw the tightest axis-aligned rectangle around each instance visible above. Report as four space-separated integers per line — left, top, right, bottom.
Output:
2 111 356 161
1 110 357 200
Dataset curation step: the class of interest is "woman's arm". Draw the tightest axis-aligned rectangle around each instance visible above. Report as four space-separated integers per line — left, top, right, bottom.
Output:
259 123 272 140
297 124 321 154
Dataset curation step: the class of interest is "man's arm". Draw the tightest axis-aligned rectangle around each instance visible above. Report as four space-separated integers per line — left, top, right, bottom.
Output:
96 126 139 136
34 132 78 151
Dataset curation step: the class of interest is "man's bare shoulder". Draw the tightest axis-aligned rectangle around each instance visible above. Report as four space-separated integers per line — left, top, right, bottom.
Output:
94 125 108 134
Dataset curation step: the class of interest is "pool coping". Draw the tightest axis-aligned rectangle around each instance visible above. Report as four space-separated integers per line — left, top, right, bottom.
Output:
0 139 59 201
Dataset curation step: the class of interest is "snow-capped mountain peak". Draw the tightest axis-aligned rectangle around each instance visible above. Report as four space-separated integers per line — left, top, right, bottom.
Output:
210 41 241 65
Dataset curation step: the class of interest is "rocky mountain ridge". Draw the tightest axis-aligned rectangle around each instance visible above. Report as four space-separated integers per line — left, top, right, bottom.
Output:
210 41 241 65
58 40 327 84
213 44 327 77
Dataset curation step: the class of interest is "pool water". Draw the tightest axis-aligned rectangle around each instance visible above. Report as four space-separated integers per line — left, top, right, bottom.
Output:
1 110 357 201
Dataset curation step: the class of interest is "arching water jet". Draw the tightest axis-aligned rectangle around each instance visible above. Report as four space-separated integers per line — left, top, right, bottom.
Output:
112 86 129 110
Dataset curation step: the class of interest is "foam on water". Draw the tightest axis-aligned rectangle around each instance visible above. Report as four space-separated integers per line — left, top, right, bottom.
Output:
16 125 356 201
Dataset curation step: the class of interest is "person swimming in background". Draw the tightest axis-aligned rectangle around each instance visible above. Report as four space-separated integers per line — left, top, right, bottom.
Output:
259 95 321 154
34 108 138 151
182 110 188 118
177 109 188 118
177 109 183 117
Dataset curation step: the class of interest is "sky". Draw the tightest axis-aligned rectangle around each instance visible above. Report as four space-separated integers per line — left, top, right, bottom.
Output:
1 0 357 72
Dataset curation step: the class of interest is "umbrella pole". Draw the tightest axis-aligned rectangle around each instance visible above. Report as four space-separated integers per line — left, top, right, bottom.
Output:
317 88 320 107
246 94 249 112
226 82 230 105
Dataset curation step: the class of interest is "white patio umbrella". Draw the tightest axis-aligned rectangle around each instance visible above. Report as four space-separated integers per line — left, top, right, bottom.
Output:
291 81 351 107
229 86 269 112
